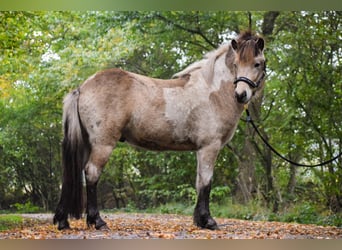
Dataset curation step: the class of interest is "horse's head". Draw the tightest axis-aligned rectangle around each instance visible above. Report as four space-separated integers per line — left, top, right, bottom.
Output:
231 32 266 104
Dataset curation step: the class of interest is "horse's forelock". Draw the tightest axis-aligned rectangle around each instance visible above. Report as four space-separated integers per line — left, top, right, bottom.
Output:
236 31 263 62
238 40 259 62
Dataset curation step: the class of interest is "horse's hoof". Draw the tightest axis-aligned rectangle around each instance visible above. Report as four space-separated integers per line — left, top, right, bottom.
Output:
205 218 219 230
57 221 71 230
96 224 110 231
87 215 108 230
94 219 108 230
194 215 219 230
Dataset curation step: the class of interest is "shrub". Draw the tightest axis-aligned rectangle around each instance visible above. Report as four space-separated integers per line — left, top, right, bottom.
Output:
12 201 40 213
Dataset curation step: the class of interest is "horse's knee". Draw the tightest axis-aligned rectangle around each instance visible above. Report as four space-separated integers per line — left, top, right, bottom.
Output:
85 145 114 184
196 166 213 191
85 162 102 184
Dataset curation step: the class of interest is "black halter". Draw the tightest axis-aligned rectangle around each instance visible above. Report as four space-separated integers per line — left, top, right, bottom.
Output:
233 71 266 89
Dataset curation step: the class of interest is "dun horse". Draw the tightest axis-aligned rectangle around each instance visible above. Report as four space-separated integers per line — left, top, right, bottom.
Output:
54 31 266 230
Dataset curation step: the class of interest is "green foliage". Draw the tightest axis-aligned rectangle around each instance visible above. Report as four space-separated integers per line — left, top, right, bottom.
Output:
210 186 231 204
177 184 197 204
271 203 342 227
158 202 194 215
210 199 270 221
281 202 319 224
0 11 341 226
98 144 197 209
0 214 23 231
12 202 41 213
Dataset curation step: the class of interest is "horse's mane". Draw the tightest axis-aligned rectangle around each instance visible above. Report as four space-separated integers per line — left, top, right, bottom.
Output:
172 43 229 79
173 31 263 82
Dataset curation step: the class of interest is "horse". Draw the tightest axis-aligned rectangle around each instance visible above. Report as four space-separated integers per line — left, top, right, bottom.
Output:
53 31 266 230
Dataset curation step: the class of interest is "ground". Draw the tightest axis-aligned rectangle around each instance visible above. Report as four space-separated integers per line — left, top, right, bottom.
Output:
0 213 341 239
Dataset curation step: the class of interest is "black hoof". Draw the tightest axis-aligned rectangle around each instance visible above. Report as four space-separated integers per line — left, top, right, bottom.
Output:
54 217 71 230
194 213 219 230
87 215 108 230
97 223 109 231
204 217 219 230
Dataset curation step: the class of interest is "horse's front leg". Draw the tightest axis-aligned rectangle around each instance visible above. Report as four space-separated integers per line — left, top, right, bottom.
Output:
194 142 220 230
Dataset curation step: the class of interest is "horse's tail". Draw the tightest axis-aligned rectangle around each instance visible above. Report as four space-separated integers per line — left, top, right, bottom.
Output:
58 88 90 219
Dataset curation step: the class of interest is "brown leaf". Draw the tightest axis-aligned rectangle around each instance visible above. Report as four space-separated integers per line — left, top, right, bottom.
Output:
0 213 341 239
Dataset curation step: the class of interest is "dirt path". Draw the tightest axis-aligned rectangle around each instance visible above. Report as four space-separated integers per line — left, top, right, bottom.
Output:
0 213 341 239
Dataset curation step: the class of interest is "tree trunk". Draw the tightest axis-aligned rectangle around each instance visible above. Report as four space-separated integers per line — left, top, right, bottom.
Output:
287 165 297 196
286 151 302 200
235 134 257 204
263 141 282 213
327 163 342 213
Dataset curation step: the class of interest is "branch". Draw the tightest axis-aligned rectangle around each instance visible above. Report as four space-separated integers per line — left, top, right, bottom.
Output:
287 79 332 156
155 13 217 49
262 11 280 36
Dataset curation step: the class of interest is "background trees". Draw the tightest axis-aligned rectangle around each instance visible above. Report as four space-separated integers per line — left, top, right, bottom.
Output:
0 11 341 223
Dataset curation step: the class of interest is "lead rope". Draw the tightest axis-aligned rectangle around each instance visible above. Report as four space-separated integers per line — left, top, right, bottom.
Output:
244 107 342 168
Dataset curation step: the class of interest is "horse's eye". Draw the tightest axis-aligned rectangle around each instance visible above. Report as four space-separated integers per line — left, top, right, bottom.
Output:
254 63 260 68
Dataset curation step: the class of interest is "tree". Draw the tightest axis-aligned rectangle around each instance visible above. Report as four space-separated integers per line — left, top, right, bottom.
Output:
263 11 342 211
1 11 340 218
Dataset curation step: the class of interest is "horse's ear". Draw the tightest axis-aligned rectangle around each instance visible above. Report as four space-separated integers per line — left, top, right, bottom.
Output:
231 39 238 51
256 38 264 51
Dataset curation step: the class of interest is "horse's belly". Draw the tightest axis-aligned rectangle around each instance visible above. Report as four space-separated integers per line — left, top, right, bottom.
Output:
121 125 197 151
126 138 198 151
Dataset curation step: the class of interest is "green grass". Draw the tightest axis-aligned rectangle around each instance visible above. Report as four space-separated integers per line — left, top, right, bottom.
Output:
0 214 23 231
211 200 342 227
104 199 342 228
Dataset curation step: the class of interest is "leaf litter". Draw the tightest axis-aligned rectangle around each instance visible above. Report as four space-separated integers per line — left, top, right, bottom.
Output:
0 213 341 239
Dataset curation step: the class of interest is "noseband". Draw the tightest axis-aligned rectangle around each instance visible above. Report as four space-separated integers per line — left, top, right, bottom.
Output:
233 71 266 89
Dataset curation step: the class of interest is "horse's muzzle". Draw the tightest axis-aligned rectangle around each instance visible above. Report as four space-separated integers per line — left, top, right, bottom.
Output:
235 90 248 104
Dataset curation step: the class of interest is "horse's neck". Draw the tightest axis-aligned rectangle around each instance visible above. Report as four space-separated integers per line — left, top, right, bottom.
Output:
209 54 235 91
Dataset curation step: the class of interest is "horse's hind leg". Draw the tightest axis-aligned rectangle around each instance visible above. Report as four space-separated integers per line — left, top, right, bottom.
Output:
85 144 114 230
194 142 220 230
53 187 71 230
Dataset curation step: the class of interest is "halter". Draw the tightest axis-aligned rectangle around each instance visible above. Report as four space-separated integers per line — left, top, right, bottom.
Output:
233 71 266 89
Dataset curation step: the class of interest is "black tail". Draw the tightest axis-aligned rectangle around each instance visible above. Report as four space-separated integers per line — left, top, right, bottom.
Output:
54 89 90 221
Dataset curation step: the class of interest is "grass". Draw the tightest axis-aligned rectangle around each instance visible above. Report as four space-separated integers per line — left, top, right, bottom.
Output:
1 200 340 230
104 199 342 228
0 214 23 231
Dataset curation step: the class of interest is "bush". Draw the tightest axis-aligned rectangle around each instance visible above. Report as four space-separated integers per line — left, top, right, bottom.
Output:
210 186 230 204
12 202 41 213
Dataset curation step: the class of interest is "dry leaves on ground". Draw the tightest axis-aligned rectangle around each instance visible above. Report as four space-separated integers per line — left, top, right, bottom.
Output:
0 213 341 239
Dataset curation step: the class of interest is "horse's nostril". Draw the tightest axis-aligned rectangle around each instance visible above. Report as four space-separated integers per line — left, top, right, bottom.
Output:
235 91 247 103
